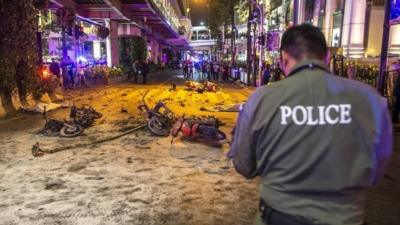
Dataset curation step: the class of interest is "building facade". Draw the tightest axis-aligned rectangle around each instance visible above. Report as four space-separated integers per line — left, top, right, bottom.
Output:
47 0 192 66
266 0 400 58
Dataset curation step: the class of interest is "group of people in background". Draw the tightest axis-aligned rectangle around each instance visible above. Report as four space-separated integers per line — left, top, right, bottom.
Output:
182 61 234 82
49 57 110 89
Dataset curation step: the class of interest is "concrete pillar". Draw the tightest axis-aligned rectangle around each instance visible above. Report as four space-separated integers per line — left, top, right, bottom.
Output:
110 20 119 66
297 0 306 24
341 0 367 58
105 19 120 67
151 39 160 64
323 0 336 44
105 20 112 67
312 0 322 26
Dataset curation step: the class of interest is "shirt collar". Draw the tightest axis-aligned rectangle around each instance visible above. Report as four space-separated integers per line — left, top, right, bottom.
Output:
287 59 331 77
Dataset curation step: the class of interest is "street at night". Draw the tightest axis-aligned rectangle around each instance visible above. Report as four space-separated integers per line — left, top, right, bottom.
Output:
0 71 399 225
1 0 400 225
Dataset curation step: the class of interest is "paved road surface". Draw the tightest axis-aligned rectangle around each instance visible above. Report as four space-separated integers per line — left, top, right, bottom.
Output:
0 70 399 225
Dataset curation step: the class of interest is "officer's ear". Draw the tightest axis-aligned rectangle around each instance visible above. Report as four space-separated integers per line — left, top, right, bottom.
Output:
280 51 294 76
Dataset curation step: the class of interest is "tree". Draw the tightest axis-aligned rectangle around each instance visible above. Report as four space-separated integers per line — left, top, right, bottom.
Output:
0 0 42 114
208 0 241 68
119 36 148 78
15 1 42 105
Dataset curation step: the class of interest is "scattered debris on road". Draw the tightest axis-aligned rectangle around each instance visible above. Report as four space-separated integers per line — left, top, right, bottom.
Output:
20 101 72 114
185 80 219 93
32 123 146 157
31 142 44 157
199 103 244 112
120 107 128 113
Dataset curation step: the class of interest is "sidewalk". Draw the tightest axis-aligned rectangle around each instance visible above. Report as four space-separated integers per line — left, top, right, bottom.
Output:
365 130 400 225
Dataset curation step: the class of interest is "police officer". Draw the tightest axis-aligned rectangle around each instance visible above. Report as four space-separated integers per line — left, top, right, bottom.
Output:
228 24 393 225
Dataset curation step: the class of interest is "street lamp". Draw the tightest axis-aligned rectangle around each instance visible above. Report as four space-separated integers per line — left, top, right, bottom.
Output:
200 21 204 26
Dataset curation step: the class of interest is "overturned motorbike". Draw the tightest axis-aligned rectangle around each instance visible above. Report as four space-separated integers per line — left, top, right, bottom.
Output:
38 105 102 138
138 91 176 136
171 115 227 145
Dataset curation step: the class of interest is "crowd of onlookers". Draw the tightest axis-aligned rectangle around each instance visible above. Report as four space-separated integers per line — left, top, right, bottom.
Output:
47 57 124 89
182 61 231 82
181 60 284 85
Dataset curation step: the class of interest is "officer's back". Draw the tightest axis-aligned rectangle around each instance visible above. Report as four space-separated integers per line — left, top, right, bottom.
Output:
229 24 393 225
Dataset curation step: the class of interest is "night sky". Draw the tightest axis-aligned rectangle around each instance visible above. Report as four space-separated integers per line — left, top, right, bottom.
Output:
188 0 209 26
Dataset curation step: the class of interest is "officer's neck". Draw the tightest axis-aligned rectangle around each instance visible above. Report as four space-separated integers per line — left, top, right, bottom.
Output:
286 58 328 77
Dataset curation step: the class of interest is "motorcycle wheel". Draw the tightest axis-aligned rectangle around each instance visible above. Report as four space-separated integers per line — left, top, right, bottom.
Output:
148 117 170 137
215 130 227 141
59 124 84 138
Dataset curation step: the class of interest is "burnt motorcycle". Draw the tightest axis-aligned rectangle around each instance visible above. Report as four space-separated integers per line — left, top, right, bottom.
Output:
38 106 84 138
138 91 175 136
171 115 227 145
38 105 102 138
73 104 103 128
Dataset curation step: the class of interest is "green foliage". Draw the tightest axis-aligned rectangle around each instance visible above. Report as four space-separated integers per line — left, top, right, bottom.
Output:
40 11 61 35
118 36 148 73
56 7 75 29
109 67 124 77
131 36 148 62
119 37 133 73
208 0 241 38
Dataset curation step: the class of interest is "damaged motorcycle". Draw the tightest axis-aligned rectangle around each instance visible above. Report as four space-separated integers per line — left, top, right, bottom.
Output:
38 105 102 138
171 115 227 145
138 91 176 136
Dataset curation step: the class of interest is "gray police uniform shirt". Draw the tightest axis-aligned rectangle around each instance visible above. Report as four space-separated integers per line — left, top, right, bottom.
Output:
229 60 393 225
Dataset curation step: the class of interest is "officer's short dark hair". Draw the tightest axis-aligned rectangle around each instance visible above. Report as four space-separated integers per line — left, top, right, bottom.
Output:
280 24 328 61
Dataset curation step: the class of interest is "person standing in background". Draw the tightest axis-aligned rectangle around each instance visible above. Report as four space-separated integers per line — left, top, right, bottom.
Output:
393 72 400 123
49 58 61 79
262 63 271 86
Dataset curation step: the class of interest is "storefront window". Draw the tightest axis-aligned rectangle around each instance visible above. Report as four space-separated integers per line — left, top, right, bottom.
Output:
332 11 343 47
